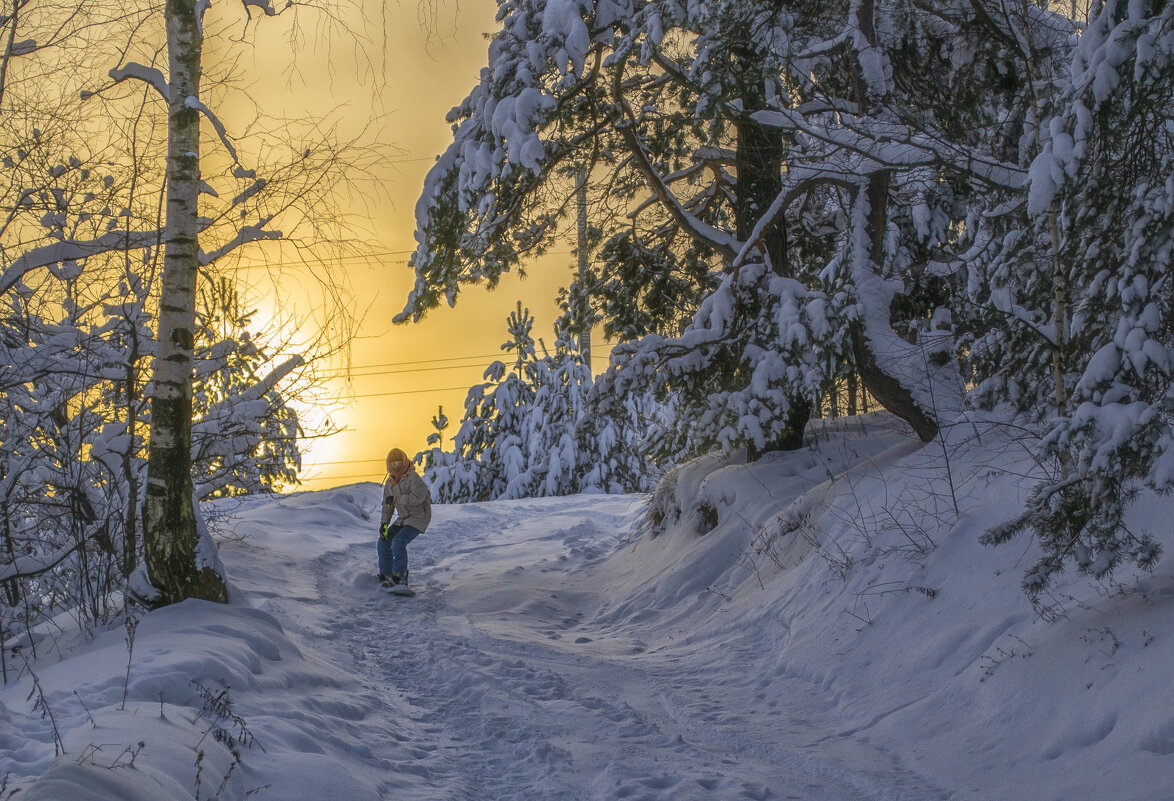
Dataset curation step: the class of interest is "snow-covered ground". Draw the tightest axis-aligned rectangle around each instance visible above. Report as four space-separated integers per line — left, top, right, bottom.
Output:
2 413 1172 800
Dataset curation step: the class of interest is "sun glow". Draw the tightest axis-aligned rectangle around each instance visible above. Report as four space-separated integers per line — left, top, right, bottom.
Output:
199 1 604 492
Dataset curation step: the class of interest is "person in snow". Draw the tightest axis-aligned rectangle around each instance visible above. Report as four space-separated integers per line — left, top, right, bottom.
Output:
378 448 432 586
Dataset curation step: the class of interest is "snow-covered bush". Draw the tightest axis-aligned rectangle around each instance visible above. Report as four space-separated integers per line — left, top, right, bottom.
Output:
0 262 305 663
420 303 656 502
0 156 306 669
597 260 847 462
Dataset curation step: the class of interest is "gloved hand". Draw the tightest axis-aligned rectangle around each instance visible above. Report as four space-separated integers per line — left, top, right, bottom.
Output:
379 522 389 540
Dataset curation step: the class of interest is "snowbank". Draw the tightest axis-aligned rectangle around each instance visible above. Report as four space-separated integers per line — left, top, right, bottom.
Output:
575 413 1174 800
0 489 418 801
2 413 1171 800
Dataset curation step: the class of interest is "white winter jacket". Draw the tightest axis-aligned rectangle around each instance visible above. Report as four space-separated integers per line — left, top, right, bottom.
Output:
381 469 432 533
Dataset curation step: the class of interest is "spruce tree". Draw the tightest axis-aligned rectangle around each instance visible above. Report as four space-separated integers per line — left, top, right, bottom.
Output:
981 1 1172 600
426 303 539 502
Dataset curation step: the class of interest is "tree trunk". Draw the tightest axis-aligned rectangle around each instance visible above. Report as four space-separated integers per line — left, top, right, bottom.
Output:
142 0 227 605
575 171 592 363
850 173 939 443
121 339 141 579
733 49 810 452
843 1 942 444
734 106 788 278
2 500 19 607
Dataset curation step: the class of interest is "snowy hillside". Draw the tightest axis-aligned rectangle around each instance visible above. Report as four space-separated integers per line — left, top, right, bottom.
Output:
2 413 1171 801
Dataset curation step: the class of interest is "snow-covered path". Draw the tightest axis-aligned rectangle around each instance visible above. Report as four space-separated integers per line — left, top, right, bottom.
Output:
6 419 1172 801
226 487 945 801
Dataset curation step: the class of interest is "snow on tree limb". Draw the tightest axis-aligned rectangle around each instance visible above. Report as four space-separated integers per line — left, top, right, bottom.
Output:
5 39 37 57
749 107 1026 190
0 544 80 583
733 174 854 270
242 0 281 18
107 62 169 100
847 181 962 428
1 230 161 295
231 178 267 206
185 95 239 163
204 355 304 412
199 220 282 265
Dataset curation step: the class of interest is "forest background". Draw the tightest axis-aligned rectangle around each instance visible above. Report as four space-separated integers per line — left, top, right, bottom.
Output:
2 0 1172 657
3 4 1174 798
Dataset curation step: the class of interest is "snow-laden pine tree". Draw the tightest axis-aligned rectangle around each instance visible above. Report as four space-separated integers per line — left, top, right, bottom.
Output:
980 0 1172 599
506 316 594 498
596 260 846 462
420 300 651 501
192 277 303 498
401 0 1075 465
417 405 456 478
728 0 1081 447
425 303 539 502
582 362 663 495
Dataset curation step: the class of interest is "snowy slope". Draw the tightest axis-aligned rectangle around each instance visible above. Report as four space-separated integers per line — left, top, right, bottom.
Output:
2 413 1171 800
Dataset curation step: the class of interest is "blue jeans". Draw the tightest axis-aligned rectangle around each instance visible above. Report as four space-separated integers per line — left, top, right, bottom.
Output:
377 524 421 577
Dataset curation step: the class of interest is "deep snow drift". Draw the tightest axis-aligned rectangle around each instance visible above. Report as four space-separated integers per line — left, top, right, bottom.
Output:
2 413 1171 800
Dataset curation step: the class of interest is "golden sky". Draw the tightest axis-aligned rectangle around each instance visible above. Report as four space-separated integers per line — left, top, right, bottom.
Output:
217 0 603 491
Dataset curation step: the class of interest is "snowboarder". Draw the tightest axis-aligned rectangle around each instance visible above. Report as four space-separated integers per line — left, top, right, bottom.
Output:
378 447 432 589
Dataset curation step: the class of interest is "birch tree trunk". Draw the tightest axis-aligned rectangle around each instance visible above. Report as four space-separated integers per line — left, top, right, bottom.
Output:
142 0 228 605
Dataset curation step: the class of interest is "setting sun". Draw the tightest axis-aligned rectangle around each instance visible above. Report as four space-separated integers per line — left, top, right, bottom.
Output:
212 0 602 492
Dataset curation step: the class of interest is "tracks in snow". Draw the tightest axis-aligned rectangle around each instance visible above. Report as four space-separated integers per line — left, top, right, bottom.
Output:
293 513 946 801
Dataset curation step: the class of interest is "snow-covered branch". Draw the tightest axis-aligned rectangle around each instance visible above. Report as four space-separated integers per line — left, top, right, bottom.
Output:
198 218 282 265
185 95 239 163
612 53 740 262
1 229 161 295
0 543 79 583
106 62 169 100
750 107 1026 190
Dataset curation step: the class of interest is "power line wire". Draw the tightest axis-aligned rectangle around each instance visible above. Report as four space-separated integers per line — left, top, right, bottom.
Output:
340 365 495 379
222 248 579 272
299 474 382 482
220 249 414 272
315 346 617 378
344 353 505 369
316 353 504 378
338 355 612 380
349 385 473 398
302 457 387 466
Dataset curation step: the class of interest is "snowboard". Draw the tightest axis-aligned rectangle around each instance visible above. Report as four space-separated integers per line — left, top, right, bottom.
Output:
385 584 416 597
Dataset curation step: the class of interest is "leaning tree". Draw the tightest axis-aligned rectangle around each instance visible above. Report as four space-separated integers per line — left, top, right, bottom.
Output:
401 0 1070 462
